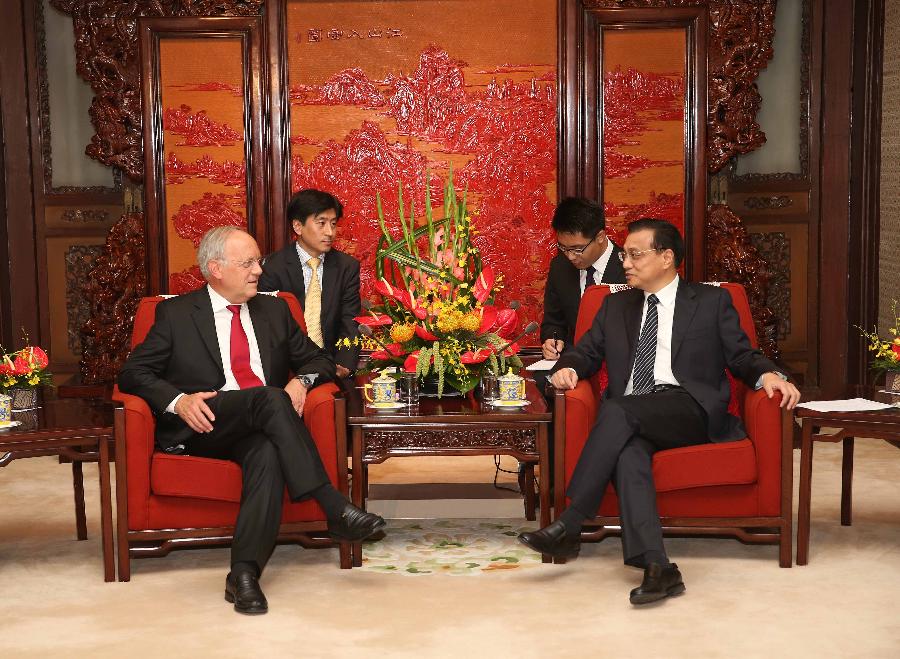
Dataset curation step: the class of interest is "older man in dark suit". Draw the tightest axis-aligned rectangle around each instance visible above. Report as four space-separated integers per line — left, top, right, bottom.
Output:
259 189 361 378
118 226 384 615
520 218 800 605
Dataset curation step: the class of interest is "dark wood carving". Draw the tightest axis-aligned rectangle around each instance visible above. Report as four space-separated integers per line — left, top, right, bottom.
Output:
581 0 776 173
79 212 147 384
705 203 779 360
363 428 537 463
49 0 264 182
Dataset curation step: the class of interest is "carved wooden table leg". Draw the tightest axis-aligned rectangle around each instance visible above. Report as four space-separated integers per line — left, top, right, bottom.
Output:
72 461 87 540
841 437 854 526
796 421 815 566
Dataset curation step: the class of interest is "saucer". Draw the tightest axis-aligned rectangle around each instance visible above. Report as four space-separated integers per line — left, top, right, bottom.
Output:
0 420 22 431
491 399 529 408
366 401 406 411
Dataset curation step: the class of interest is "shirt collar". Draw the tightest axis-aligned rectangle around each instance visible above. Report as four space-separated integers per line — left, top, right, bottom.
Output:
589 236 613 270
645 274 680 307
295 241 325 266
207 284 238 313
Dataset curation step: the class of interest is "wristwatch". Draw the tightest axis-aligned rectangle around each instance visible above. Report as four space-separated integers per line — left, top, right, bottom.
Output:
295 374 315 388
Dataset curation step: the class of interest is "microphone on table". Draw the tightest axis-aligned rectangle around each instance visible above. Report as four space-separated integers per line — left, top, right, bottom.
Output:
494 321 539 355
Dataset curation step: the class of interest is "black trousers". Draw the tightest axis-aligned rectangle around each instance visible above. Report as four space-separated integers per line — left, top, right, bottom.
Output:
182 387 331 571
566 387 710 567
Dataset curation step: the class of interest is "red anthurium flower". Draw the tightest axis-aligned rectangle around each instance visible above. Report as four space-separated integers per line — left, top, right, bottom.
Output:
502 342 520 357
460 348 492 364
385 343 407 357
370 349 390 360
415 325 440 342
403 351 420 373
354 313 393 327
0 358 13 376
12 355 31 375
472 265 495 303
26 346 49 369
375 277 414 311
476 305 498 334
494 308 518 338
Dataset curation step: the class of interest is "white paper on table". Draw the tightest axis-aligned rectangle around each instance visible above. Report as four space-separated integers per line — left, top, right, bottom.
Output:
795 398 896 412
525 359 559 371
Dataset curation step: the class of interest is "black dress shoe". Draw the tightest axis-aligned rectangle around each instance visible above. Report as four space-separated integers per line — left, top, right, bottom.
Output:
629 562 685 605
328 503 387 541
517 520 580 559
225 571 268 615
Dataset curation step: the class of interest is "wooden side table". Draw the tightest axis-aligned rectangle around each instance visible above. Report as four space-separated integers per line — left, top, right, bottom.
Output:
794 393 900 565
336 378 552 567
0 397 120 581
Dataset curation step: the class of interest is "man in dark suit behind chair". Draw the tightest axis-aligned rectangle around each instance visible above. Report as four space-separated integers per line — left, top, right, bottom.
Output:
118 226 385 616
540 197 627 361
258 189 361 378
519 218 800 605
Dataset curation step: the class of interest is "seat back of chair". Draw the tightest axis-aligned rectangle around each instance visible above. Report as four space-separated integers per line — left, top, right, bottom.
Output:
130 291 306 349
573 283 757 414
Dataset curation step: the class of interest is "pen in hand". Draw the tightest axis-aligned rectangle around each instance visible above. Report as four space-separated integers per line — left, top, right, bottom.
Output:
552 331 562 358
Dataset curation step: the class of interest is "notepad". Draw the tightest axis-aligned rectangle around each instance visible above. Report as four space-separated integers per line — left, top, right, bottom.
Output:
795 398 896 413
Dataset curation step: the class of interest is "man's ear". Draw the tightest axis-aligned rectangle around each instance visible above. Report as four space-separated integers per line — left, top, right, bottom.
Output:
206 259 222 281
291 218 304 236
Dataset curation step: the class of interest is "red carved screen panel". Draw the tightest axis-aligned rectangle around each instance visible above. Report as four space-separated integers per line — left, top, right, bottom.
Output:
286 0 557 342
140 17 265 295
159 38 247 292
602 29 686 245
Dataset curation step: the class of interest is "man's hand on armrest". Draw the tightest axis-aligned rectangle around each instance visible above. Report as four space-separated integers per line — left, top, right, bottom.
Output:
760 372 801 410
284 378 308 416
174 391 218 433
550 367 579 390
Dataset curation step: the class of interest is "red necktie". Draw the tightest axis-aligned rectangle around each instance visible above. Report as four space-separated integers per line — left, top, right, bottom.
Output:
227 305 264 389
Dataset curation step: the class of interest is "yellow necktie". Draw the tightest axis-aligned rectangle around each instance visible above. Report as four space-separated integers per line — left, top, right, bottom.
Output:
305 257 324 347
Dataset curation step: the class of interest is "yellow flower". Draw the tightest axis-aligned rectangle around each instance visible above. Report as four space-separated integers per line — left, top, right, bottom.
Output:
28 376 40 385
390 323 416 344
459 313 481 333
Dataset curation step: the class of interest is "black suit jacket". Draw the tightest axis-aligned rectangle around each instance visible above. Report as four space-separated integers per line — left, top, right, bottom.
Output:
118 287 336 450
258 243 361 371
553 280 777 442
540 243 626 345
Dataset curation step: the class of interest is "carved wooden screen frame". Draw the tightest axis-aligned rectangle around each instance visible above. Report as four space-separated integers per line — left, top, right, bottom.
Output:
138 16 266 295
561 5 708 279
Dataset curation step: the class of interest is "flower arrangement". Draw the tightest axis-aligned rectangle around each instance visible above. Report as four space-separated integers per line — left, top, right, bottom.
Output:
346 174 532 397
858 300 900 376
0 341 52 392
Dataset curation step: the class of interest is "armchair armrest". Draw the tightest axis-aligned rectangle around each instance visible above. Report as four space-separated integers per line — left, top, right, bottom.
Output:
554 380 599 508
302 382 342 486
742 387 786 515
111 385 157 530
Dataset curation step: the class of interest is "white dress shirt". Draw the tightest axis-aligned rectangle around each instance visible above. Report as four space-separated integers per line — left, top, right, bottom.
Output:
624 275 681 394
295 241 325 293
166 285 266 412
580 237 615 296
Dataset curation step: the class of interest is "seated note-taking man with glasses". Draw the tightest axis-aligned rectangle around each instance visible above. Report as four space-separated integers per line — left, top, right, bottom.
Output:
540 197 626 361
520 218 800 606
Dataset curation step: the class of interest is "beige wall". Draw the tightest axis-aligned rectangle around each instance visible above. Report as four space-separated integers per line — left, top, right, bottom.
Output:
881 0 900 332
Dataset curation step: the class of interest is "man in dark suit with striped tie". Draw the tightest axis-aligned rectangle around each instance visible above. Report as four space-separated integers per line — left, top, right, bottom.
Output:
520 219 800 605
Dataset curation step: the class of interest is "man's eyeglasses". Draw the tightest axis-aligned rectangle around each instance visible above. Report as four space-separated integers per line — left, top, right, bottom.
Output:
617 248 661 263
556 233 602 256
228 257 264 269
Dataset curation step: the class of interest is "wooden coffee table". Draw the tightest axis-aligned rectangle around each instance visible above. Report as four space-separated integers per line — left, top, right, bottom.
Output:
794 391 900 565
335 378 552 566
0 397 119 581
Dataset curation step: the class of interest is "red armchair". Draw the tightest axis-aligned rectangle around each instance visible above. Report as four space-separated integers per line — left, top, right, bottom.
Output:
553 283 792 567
112 292 350 581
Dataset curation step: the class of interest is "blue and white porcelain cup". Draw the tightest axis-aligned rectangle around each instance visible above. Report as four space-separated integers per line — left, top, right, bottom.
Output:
0 394 11 424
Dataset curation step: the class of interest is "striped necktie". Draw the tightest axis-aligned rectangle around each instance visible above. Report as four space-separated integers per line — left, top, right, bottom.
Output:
630 294 660 395
305 257 324 347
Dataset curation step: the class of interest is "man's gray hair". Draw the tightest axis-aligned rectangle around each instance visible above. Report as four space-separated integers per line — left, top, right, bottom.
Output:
197 225 244 279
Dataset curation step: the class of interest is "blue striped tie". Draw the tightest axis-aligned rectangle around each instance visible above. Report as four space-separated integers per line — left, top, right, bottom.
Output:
631 294 659 395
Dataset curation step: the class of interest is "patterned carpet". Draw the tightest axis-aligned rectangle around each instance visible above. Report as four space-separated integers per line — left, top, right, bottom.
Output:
359 519 542 575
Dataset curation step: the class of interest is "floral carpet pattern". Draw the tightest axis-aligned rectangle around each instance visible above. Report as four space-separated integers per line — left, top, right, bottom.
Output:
360 519 542 575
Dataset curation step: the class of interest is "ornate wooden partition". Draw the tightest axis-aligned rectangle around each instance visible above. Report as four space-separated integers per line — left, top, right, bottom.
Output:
51 0 780 384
